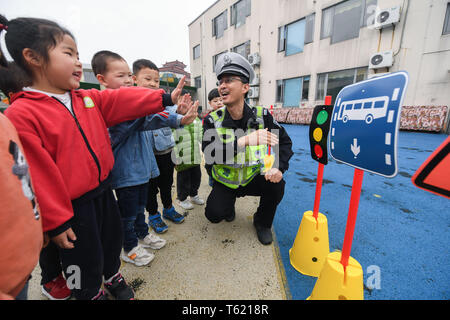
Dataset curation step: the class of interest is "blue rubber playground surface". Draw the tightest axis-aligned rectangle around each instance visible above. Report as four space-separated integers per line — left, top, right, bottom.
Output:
273 124 449 300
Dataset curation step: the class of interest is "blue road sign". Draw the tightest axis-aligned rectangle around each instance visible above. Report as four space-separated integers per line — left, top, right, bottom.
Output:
329 71 409 177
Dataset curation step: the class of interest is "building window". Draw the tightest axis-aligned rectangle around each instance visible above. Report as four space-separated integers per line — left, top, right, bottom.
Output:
302 76 310 101
283 78 302 107
213 51 228 72
321 0 377 44
212 10 228 39
443 3 450 35
362 0 378 27
232 40 251 58
193 45 200 60
286 19 306 56
280 14 314 55
276 80 284 103
231 0 251 28
304 14 315 44
316 67 368 103
321 6 334 39
278 26 286 52
277 76 310 107
194 76 201 88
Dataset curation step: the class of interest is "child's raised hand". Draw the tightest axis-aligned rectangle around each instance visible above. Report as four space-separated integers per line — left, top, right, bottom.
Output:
171 76 186 105
177 93 192 115
180 100 200 126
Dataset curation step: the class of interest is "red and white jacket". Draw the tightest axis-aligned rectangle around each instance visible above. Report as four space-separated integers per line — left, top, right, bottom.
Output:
5 86 170 233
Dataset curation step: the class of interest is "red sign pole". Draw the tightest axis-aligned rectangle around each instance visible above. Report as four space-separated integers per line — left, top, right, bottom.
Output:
340 168 364 269
312 163 324 220
268 105 273 155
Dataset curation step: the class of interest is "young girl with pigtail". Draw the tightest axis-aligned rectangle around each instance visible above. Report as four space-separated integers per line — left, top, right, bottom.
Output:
0 14 185 300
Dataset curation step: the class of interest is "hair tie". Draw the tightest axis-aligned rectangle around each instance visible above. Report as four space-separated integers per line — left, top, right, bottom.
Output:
0 24 8 31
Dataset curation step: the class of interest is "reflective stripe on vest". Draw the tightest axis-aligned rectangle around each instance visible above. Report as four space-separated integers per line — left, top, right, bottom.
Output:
209 106 267 189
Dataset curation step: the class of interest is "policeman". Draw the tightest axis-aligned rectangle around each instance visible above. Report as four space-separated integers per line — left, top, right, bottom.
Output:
202 52 293 245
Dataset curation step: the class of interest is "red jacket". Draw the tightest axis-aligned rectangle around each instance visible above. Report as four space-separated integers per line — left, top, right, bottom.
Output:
5 87 168 233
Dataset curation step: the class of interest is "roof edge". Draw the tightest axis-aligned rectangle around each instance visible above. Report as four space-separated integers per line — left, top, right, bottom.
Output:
188 0 221 27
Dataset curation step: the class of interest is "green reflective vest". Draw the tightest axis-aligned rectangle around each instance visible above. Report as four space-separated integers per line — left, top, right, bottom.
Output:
210 106 268 189
173 118 203 172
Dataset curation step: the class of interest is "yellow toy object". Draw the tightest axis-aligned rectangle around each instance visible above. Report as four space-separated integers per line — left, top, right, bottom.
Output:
307 251 364 300
289 210 329 277
263 154 275 173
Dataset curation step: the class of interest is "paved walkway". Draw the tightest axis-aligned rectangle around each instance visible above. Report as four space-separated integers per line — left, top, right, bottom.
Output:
27 165 290 300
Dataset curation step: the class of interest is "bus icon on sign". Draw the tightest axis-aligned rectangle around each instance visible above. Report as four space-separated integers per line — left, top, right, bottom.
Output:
335 96 390 124
329 71 409 177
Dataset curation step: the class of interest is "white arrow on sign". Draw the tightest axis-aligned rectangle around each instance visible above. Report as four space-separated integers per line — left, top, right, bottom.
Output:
351 138 360 158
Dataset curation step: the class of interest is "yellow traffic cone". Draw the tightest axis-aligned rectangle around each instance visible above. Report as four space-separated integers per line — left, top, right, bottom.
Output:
307 251 364 300
289 210 330 277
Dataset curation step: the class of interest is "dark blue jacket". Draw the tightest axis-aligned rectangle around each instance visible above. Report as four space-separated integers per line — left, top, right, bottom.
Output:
109 108 182 189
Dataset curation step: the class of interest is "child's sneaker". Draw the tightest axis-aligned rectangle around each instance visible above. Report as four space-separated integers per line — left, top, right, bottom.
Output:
163 206 186 223
104 273 134 300
91 289 108 300
190 195 205 205
41 273 72 300
148 212 168 234
121 245 154 266
177 199 194 210
140 233 166 250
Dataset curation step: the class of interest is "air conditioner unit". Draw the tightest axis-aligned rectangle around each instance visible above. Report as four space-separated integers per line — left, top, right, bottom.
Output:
250 75 260 86
369 51 394 69
248 53 261 66
373 6 401 29
248 86 259 99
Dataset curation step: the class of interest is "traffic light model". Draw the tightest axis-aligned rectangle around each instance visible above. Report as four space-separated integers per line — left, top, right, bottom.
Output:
289 97 332 277
309 104 333 165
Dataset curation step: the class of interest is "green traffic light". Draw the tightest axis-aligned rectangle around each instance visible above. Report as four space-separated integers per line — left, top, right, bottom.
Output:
316 110 329 125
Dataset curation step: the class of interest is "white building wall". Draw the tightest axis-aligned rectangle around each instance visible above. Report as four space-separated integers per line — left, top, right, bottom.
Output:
189 0 450 112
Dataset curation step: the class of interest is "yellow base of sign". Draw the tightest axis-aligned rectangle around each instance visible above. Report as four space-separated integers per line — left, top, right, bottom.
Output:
289 211 329 277
307 251 364 300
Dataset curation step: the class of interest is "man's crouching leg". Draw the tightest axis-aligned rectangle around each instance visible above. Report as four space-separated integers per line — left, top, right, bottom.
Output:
253 176 286 245
204 181 237 223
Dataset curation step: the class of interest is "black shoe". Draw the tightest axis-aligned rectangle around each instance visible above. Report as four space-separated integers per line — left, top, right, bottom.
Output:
225 208 236 222
91 290 108 300
104 273 134 300
253 222 273 245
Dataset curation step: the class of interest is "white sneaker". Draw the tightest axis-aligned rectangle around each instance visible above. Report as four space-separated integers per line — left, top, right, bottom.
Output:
178 198 194 210
140 233 166 250
121 245 154 267
190 195 205 205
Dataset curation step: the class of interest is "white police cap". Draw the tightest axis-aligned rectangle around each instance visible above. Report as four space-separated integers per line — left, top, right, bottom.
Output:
214 52 255 83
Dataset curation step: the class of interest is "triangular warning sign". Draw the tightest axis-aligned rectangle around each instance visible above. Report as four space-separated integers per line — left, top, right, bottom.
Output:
412 136 450 199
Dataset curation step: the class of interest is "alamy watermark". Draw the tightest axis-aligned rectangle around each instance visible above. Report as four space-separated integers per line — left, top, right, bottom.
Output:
366 265 381 290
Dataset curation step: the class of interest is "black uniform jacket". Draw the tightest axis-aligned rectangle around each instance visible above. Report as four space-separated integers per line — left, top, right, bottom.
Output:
202 102 293 175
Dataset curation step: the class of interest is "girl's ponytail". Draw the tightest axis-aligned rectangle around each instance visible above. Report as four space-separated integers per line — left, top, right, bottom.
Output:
0 14 31 98
0 14 9 68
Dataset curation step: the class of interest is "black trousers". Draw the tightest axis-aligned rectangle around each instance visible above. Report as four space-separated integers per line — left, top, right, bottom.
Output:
176 165 202 201
57 179 123 300
39 241 63 285
147 152 175 213
205 174 285 228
